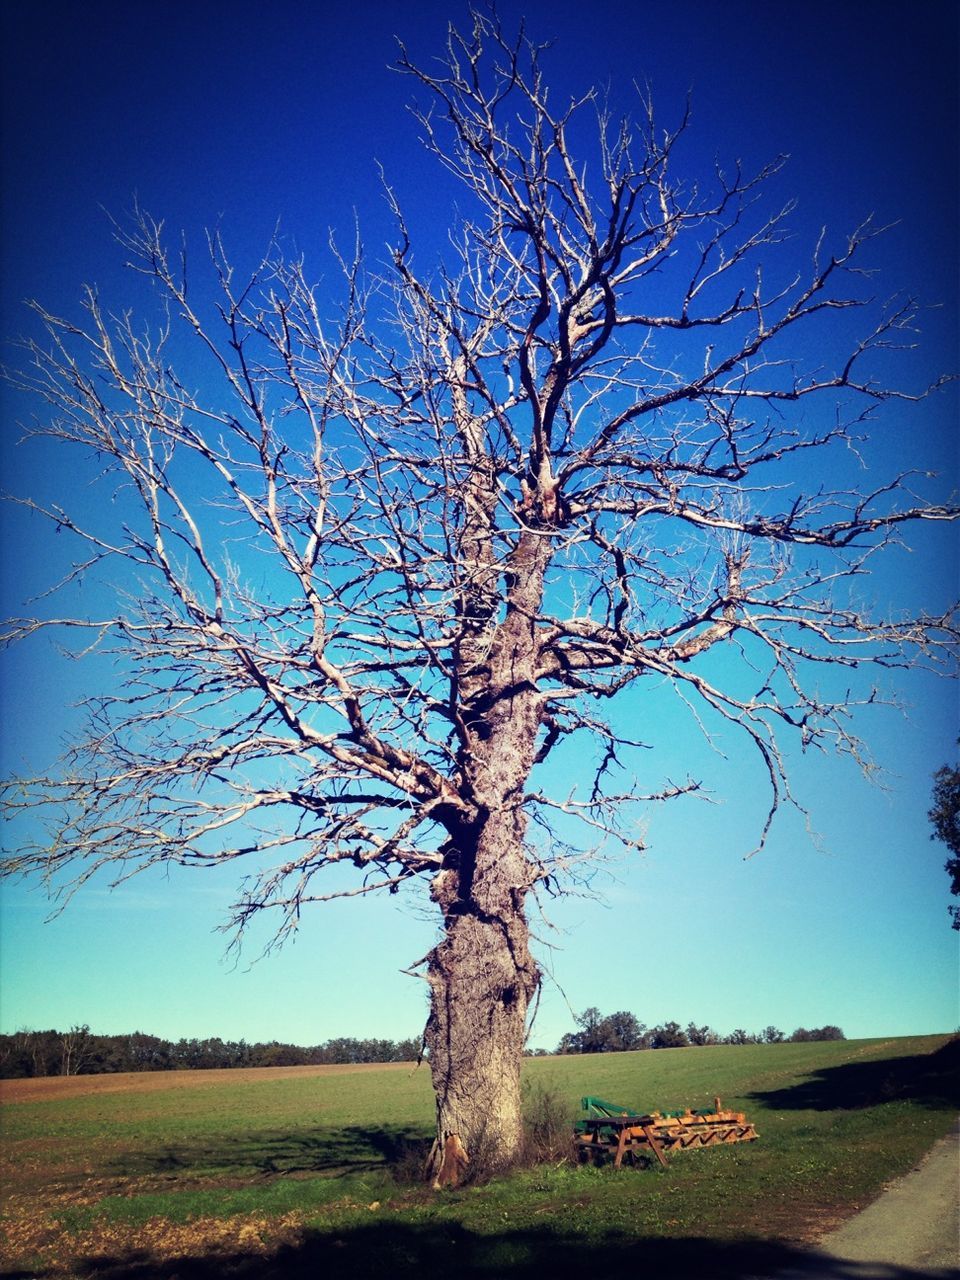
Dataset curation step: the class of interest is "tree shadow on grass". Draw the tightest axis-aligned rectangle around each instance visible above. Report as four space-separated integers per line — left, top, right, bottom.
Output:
748 1038 960 1114
14 1222 960 1280
105 1124 431 1181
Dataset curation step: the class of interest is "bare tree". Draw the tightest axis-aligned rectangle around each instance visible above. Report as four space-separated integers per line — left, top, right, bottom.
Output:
2 13 956 1179
59 1024 94 1077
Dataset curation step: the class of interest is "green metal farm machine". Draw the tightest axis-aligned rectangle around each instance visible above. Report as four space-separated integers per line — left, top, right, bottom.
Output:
576 1095 758 1168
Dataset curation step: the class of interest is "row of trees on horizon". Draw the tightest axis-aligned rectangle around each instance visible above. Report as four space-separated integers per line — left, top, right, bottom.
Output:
550 1008 845 1056
0 1013 844 1078
0 1027 423 1079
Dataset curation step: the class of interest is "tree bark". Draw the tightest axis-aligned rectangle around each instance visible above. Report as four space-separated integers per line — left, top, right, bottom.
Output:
424 532 548 1182
424 810 540 1181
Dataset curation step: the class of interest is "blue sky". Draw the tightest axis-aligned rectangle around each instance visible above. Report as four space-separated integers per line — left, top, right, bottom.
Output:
1 0 957 1052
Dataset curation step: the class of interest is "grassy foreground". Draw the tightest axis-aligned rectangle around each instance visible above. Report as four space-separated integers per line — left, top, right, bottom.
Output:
1 1034 956 1278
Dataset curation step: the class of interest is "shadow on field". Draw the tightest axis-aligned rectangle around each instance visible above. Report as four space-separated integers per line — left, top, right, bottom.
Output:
105 1124 430 1180
749 1038 960 1114
15 1224 958 1280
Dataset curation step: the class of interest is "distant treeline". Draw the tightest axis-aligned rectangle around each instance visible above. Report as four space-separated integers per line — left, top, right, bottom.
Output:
0 1026 422 1079
551 1008 845 1055
0 1014 847 1078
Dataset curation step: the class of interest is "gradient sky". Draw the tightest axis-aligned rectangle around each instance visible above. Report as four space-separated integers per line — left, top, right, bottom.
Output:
1 0 957 1052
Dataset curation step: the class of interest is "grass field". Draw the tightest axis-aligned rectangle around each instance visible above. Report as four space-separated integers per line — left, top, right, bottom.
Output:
1 1034 956 1278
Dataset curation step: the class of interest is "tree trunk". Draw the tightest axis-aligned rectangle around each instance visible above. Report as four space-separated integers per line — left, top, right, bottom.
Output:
424 810 540 1183
422 529 550 1184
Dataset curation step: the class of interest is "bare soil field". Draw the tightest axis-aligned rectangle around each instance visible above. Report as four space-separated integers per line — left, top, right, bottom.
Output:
0 1060 418 1105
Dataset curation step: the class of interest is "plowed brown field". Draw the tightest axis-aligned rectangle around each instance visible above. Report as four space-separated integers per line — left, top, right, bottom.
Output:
0 1060 416 1105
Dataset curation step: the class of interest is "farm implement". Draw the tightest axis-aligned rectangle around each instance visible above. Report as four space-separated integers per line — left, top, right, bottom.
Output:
576 1095 758 1168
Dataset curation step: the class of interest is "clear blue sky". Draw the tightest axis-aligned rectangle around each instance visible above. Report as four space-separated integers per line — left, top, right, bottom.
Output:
1 0 957 1052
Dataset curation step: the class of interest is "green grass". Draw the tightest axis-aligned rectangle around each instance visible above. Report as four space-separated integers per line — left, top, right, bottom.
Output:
1 1034 956 1278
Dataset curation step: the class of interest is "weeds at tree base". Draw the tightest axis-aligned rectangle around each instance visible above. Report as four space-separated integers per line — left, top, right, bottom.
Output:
521 1080 579 1168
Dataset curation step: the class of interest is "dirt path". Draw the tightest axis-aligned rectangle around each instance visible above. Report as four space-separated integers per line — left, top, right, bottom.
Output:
758 1121 959 1278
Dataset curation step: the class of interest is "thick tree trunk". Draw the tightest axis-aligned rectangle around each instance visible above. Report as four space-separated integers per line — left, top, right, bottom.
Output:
424 811 539 1182
422 528 550 1184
